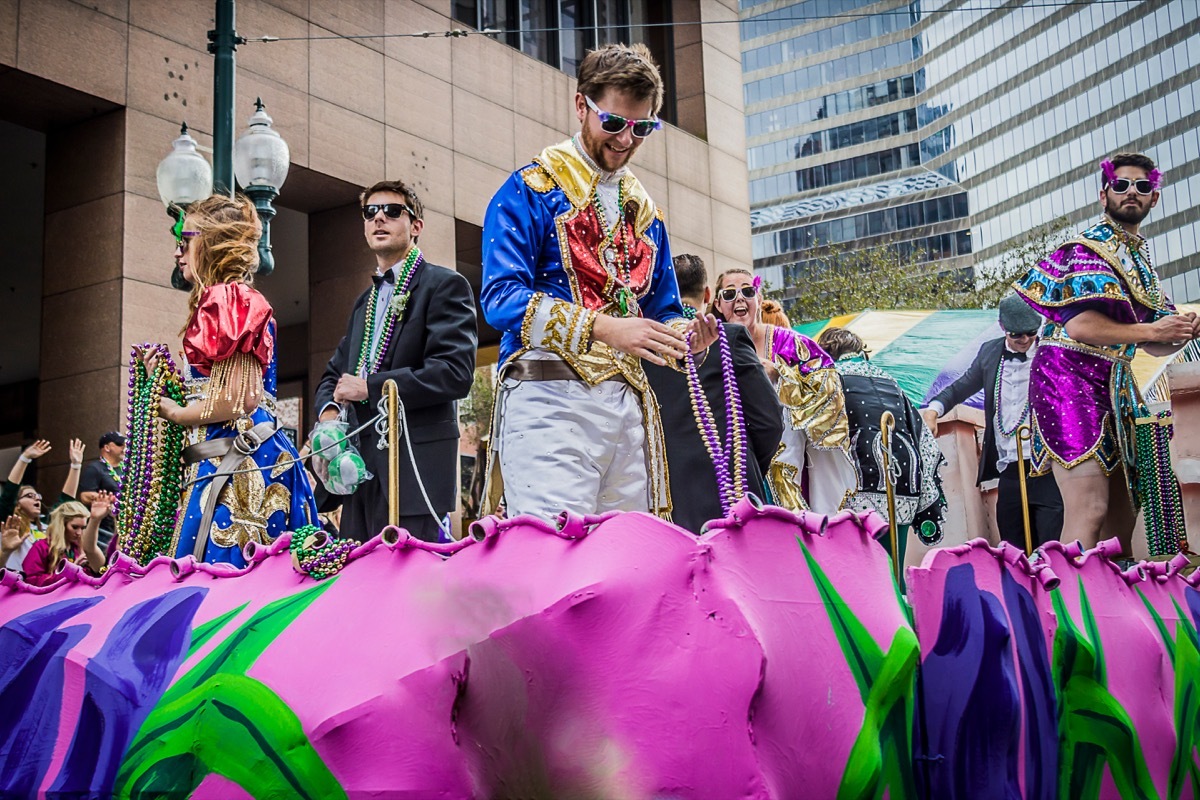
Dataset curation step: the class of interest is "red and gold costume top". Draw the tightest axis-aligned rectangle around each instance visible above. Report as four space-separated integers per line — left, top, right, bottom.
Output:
480 137 685 386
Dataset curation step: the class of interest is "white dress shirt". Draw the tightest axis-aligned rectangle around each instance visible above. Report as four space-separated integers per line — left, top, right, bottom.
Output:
993 342 1035 471
925 342 1034 472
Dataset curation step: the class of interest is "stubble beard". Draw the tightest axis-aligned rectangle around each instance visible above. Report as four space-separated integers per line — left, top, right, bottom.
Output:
581 126 633 173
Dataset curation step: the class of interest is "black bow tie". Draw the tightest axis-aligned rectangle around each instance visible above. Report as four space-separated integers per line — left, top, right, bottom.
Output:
1002 350 1027 362
372 270 395 288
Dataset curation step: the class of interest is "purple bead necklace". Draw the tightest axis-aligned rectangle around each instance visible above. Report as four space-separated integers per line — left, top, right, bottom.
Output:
684 324 748 514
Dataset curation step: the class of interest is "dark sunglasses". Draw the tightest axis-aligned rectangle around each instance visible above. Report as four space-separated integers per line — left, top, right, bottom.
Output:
362 203 416 221
718 286 758 302
585 96 662 139
1005 330 1036 339
1106 178 1155 196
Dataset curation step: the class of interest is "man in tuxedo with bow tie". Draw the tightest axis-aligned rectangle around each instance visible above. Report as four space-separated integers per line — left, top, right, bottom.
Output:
315 179 477 542
921 293 1063 548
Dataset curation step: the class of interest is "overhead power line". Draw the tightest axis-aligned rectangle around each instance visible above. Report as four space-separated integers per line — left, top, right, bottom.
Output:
243 0 1143 44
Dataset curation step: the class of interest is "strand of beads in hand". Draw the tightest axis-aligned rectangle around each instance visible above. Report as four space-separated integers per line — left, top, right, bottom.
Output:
117 343 187 564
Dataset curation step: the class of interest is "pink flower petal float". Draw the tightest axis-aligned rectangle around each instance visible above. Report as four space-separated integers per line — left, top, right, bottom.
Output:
1 500 1198 799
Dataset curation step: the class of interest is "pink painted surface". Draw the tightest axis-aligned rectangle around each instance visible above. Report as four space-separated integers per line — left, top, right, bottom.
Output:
3 504 1198 798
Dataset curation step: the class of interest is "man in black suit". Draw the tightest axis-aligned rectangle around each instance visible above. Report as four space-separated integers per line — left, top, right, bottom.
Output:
316 180 477 542
921 293 1062 548
645 255 783 534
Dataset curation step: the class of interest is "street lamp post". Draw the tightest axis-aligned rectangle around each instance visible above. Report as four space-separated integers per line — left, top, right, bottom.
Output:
156 0 288 286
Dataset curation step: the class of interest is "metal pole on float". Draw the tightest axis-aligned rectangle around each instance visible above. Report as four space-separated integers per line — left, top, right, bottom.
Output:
384 379 400 529
1015 423 1034 556
880 411 902 586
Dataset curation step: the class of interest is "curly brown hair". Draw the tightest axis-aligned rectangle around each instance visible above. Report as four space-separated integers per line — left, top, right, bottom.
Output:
577 42 664 115
817 327 868 361
180 194 261 334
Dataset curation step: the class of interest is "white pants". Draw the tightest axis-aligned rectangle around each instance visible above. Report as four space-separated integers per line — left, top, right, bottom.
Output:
496 378 649 520
777 423 858 515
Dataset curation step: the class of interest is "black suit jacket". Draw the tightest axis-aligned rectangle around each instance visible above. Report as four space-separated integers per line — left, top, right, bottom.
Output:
645 322 784 534
927 337 1007 484
315 262 478 535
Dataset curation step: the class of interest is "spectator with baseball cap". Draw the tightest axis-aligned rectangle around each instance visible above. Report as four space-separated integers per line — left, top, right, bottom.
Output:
79 431 124 549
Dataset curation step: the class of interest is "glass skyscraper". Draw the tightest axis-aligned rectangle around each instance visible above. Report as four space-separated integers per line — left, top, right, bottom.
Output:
743 0 1200 305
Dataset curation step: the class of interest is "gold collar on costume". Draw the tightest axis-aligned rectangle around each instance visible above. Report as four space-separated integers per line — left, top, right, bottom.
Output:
525 139 658 237
1071 216 1167 312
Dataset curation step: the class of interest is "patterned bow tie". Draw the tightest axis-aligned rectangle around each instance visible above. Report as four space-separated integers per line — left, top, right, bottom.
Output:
372 270 395 288
1002 349 1027 362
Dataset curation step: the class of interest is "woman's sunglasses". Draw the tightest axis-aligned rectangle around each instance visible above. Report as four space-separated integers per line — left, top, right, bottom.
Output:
1106 178 1155 196
362 203 416 221
585 96 662 139
718 286 758 302
174 230 199 250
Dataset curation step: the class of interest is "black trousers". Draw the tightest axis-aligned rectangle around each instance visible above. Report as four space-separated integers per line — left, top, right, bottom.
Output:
337 477 446 543
996 461 1064 549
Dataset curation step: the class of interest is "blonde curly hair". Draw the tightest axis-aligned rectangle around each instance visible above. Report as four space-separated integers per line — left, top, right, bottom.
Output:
179 194 261 334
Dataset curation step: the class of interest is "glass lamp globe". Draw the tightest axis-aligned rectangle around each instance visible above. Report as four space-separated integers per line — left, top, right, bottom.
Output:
234 99 290 191
156 123 213 208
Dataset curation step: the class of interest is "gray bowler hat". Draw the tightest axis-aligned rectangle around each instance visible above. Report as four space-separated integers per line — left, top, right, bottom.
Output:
998 292 1041 334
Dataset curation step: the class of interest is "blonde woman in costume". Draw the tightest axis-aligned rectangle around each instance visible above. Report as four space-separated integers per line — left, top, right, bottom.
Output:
712 269 857 514
143 194 317 566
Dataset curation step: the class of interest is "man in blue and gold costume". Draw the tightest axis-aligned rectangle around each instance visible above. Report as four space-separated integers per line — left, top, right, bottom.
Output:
481 42 718 520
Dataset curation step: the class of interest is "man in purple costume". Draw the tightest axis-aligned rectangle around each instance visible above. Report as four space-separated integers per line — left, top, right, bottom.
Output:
1013 153 1199 552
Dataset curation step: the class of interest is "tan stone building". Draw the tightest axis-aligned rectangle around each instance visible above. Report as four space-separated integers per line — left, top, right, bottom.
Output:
0 0 750 493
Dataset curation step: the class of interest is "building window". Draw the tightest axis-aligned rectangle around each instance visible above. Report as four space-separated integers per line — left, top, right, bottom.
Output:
453 0 674 124
755 191 971 260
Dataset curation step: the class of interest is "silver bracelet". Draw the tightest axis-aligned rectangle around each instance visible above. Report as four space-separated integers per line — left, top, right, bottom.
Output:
70 463 82 470
17 455 31 464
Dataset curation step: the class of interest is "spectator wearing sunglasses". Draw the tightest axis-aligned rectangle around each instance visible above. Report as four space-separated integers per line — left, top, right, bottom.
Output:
1013 152 1200 554
480 42 719 521
922 294 1063 549
712 268 856 515
315 179 477 542
0 438 86 571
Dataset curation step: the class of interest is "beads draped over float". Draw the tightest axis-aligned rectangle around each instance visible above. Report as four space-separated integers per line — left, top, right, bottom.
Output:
116 343 187 564
288 524 355 580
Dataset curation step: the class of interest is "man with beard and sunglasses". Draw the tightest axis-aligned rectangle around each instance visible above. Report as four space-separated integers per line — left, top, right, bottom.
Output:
480 43 719 521
1014 153 1200 554
315 180 478 542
